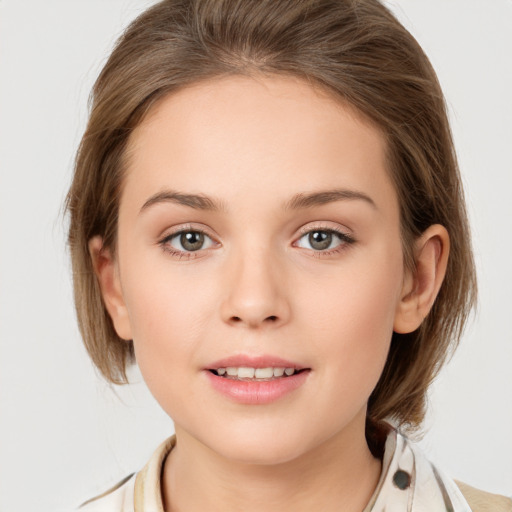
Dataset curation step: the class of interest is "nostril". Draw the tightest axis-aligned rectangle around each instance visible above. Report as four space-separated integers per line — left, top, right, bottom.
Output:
227 315 279 325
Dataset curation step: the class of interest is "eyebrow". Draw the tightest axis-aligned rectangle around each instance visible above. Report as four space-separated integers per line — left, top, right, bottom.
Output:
284 189 377 211
140 187 376 214
140 190 227 213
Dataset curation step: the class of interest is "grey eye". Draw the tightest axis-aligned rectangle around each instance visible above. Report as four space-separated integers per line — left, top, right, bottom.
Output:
296 229 348 251
180 231 204 251
169 231 214 252
307 231 333 250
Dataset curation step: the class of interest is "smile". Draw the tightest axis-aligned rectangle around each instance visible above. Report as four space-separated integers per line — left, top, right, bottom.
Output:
211 367 302 380
205 357 310 404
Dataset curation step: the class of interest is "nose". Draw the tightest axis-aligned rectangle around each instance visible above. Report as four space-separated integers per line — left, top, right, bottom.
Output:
220 249 291 329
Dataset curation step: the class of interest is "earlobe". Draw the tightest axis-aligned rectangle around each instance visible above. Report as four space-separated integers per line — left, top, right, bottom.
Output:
88 236 133 341
393 224 450 334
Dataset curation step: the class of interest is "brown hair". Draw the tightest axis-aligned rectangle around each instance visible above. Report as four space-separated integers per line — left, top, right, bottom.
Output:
66 0 477 431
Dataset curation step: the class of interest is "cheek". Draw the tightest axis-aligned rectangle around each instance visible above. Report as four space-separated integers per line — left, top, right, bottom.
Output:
122 240 215 326
119 254 217 386
303 254 402 330
298 248 404 383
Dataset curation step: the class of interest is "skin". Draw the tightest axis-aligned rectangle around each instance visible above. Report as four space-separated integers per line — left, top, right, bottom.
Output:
90 75 449 512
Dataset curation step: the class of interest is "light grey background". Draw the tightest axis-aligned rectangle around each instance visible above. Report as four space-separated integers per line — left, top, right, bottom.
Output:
0 1 511 511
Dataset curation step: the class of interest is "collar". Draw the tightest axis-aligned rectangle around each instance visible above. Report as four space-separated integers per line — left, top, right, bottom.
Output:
363 430 472 511
134 431 472 511
134 436 175 512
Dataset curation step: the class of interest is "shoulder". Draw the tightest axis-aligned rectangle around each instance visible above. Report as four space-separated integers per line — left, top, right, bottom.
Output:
455 480 512 512
76 473 136 512
385 430 511 511
75 436 176 512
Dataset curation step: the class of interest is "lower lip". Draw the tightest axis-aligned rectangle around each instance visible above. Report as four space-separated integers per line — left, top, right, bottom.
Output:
205 370 310 405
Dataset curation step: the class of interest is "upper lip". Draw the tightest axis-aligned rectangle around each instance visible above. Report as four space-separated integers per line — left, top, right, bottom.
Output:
206 354 308 370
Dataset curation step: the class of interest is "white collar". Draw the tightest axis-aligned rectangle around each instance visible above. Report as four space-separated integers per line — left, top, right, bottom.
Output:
363 430 472 511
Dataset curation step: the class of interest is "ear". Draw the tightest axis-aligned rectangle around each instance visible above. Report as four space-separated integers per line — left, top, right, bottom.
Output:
88 236 133 341
393 224 450 334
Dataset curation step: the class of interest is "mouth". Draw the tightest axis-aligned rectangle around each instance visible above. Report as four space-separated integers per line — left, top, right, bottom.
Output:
209 366 308 381
205 356 311 404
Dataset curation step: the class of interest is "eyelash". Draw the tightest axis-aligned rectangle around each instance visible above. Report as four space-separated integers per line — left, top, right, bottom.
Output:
294 225 356 257
158 225 356 260
158 225 216 260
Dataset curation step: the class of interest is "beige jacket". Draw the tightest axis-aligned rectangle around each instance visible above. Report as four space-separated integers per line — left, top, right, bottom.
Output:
456 481 512 512
78 434 512 511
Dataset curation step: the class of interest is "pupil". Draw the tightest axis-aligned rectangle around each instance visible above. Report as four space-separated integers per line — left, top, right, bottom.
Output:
181 231 204 251
309 231 332 250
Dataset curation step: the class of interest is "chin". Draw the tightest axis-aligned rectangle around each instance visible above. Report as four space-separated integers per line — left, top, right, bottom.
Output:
217 437 309 466
192 419 327 467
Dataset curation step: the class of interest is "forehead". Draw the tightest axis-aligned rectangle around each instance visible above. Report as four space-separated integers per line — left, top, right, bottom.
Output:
122 74 396 216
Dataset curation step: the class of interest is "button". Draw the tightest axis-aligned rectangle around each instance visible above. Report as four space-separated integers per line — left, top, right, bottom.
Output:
393 469 411 490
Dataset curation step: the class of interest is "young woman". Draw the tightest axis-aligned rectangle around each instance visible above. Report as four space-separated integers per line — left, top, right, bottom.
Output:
66 0 511 510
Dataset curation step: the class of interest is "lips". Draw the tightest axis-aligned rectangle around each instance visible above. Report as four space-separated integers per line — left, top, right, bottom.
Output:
205 355 310 404
207 354 306 370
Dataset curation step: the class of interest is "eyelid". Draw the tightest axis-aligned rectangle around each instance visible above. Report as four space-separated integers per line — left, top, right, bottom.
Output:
158 223 217 241
296 221 354 239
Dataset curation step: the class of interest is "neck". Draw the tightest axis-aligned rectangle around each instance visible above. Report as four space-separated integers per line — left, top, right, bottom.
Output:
162 415 382 512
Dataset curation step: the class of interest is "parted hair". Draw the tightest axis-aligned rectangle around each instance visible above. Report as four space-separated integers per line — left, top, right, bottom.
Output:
66 0 477 432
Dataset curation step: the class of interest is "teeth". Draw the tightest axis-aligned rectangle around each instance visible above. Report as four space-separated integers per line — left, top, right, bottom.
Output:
255 367 273 379
238 367 255 378
214 367 298 379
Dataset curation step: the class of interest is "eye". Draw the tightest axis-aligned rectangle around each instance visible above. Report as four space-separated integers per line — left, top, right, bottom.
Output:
295 228 354 252
162 229 215 253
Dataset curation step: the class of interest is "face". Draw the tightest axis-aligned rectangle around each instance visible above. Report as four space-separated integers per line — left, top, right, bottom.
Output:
102 75 412 464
